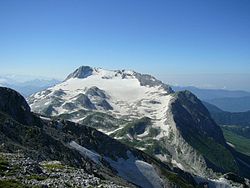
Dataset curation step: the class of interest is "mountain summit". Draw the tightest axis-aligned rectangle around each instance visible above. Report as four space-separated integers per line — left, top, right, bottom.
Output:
28 66 250 182
65 66 173 92
65 66 94 80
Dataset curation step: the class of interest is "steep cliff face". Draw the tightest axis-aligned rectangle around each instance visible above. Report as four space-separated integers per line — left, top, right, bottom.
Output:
170 91 226 145
166 91 238 176
0 87 33 125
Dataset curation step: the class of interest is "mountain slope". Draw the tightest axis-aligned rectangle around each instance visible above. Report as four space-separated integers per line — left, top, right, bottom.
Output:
0 86 202 188
203 102 250 157
28 66 250 181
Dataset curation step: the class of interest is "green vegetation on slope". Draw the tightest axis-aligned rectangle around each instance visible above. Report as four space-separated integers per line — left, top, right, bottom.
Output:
221 125 250 139
161 170 194 188
110 117 151 138
0 179 31 188
109 117 170 156
186 133 238 173
80 111 127 131
221 127 250 156
0 155 9 176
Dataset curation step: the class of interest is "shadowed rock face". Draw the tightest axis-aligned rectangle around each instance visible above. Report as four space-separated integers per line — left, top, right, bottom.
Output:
170 90 226 145
65 66 93 80
74 94 96 110
168 90 242 174
53 89 66 97
95 99 113 110
0 87 32 125
134 72 174 93
86 86 107 99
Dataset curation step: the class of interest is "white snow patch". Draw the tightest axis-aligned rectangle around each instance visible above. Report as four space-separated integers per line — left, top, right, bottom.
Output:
44 101 50 105
137 128 149 137
105 126 124 135
40 116 51 121
126 133 133 140
226 142 235 148
105 151 163 188
69 141 101 164
171 159 185 171
135 147 146 151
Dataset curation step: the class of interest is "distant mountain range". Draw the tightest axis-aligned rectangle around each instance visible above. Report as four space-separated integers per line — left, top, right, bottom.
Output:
206 96 250 112
173 86 250 112
2 75 250 112
203 101 250 127
0 76 60 97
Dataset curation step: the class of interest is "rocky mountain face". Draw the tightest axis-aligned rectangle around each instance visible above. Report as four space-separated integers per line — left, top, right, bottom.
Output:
0 87 33 125
27 66 250 185
167 91 237 175
0 86 205 188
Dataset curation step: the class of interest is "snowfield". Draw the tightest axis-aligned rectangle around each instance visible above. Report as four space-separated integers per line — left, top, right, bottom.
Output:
105 151 164 188
70 141 164 188
29 67 173 140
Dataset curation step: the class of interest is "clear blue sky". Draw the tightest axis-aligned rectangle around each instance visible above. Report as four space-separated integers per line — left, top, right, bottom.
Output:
0 0 250 89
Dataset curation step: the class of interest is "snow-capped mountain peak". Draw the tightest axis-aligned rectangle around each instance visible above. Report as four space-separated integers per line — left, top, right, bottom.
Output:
65 66 136 80
65 66 94 80
28 66 250 182
29 66 173 120
65 66 173 92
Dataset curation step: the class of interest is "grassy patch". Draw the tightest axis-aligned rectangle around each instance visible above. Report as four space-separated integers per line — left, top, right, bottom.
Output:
26 174 47 181
64 182 73 187
161 170 194 188
111 117 151 138
81 111 125 131
222 127 250 156
4 165 21 176
221 125 250 139
0 179 28 188
42 163 65 170
0 155 9 175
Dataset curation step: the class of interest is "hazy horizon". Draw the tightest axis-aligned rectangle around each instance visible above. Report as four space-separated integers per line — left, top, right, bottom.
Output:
1 70 250 92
